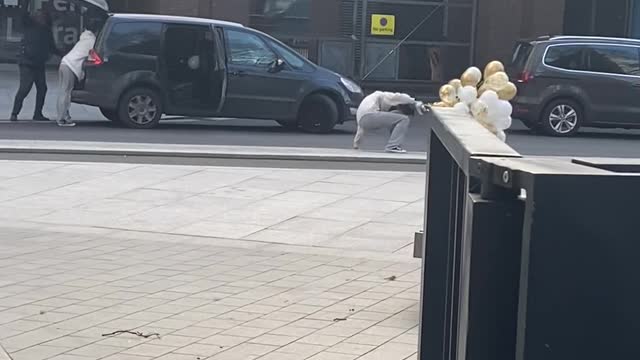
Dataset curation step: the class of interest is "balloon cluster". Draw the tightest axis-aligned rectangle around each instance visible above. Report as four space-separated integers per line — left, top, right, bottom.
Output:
433 61 517 142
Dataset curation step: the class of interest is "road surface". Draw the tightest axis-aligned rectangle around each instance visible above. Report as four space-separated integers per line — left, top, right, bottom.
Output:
1 117 640 158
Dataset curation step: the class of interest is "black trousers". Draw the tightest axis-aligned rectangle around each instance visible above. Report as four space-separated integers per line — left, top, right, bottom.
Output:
11 64 47 117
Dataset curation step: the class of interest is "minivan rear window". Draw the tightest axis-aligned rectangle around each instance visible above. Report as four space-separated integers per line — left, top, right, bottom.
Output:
104 22 162 56
511 42 533 72
544 45 586 71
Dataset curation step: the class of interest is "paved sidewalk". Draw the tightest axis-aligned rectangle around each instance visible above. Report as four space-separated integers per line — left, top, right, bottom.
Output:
0 160 425 360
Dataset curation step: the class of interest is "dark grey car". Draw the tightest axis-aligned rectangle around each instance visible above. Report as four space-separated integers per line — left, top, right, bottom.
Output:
509 36 640 137
72 14 363 132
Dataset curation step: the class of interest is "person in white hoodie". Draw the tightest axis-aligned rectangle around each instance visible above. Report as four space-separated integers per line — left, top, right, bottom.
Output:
56 20 98 127
354 91 424 153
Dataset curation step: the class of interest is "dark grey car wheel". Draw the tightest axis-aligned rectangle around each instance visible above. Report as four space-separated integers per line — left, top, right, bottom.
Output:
298 94 338 134
540 99 583 137
118 88 163 129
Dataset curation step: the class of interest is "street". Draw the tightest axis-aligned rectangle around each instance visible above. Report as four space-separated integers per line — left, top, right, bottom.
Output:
2 117 640 158
3 67 640 159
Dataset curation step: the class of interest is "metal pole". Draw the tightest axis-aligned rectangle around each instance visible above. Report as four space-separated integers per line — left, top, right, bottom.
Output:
359 0 368 80
470 0 478 65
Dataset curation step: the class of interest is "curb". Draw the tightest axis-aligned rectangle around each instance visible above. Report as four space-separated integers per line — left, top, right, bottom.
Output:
0 141 427 165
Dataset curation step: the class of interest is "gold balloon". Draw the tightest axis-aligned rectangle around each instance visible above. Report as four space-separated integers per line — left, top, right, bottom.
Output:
497 82 518 101
484 72 509 88
461 67 482 87
439 84 457 107
448 79 462 92
484 61 505 79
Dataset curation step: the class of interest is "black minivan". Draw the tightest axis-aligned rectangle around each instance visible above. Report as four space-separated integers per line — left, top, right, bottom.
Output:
509 36 640 136
72 14 363 133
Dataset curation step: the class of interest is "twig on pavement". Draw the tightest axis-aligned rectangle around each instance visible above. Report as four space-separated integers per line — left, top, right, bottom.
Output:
102 330 161 339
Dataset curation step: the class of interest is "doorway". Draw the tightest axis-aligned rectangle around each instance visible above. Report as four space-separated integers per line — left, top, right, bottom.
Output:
163 24 224 114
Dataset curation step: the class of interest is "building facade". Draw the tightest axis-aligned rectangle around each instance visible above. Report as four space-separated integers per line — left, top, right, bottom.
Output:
2 0 640 92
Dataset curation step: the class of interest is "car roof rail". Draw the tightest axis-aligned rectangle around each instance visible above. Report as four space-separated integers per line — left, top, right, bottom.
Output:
546 35 640 43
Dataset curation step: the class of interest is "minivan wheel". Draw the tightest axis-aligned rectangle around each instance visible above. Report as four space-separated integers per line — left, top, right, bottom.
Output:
540 99 583 137
118 88 163 129
298 94 338 134
99 107 120 123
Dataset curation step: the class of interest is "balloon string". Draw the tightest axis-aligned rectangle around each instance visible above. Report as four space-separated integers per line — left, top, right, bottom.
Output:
362 3 445 81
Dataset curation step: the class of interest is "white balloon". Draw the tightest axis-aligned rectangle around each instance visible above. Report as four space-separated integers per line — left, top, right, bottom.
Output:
470 100 488 118
453 102 470 115
458 86 478 105
479 90 499 108
468 67 482 81
496 130 507 142
493 116 513 131
488 100 512 119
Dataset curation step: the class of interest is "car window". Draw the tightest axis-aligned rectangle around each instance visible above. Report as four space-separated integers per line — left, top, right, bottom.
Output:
105 22 162 56
511 42 533 71
267 39 306 69
544 45 586 71
225 29 277 67
587 45 640 76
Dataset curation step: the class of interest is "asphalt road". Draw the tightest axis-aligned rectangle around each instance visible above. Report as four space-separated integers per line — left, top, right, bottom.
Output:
1 117 640 158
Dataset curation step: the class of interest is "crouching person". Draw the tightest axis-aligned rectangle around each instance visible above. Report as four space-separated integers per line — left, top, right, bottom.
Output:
354 91 424 153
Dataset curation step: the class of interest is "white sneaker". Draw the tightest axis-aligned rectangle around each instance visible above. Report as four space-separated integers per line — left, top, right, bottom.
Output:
56 119 76 127
385 146 407 154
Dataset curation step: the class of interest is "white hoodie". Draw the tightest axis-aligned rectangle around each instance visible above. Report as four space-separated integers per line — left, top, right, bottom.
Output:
61 30 96 80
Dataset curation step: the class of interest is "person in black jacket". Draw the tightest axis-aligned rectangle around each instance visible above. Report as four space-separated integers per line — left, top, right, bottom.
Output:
10 2 62 122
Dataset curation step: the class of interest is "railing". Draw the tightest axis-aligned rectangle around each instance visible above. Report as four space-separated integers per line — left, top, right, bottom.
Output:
417 109 640 360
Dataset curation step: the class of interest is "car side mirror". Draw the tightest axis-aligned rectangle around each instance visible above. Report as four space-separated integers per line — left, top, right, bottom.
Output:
269 58 285 73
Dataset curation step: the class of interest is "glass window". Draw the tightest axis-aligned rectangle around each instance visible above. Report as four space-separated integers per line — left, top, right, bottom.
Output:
587 45 640 76
267 38 305 69
249 0 310 35
511 42 533 72
225 29 277 67
544 45 586 71
105 22 162 56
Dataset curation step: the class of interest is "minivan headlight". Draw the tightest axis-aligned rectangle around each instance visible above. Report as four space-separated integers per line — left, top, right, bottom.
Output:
341 77 362 94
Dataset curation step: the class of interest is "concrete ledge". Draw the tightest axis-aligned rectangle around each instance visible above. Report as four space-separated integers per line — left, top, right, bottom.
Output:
0 140 427 164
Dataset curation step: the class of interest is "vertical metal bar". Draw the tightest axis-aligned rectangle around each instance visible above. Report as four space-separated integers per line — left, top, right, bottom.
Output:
352 0 360 76
443 0 449 38
359 0 368 79
469 0 478 65
626 0 633 36
590 0 597 34
445 167 466 360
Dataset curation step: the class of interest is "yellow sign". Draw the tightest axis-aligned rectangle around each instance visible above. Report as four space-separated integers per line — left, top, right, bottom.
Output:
371 14 395 36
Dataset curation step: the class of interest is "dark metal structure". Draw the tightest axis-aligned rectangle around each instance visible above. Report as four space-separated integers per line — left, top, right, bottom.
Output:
417 109 640 360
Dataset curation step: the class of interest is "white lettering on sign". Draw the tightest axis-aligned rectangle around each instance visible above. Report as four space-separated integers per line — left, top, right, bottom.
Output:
54 25 78 45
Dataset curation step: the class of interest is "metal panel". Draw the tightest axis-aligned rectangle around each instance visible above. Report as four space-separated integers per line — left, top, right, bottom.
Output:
319 40 355 77
457 194 523 360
